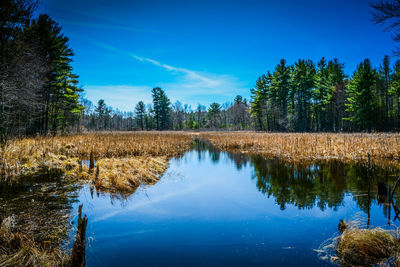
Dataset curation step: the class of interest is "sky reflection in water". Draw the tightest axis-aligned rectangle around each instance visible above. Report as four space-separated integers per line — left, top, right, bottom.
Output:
76 142 399 267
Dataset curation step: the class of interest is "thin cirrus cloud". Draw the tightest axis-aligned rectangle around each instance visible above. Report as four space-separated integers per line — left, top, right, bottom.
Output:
85 41 249 111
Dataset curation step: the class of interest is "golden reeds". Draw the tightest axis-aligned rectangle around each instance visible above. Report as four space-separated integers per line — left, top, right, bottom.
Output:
337 228 399 266
93 156 168 192
3 131 400 191
198 132 400 166
0 216 69 267
1 131 194 192
335 218 400 266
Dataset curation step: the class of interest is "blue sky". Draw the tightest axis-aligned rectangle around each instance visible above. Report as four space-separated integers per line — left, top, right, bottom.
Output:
39 0 394 112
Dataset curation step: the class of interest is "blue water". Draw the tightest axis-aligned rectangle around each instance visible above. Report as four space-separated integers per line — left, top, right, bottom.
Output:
67 143 398 266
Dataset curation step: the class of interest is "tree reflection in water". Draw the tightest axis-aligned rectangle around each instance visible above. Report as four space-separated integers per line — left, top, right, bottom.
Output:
194 139 400 226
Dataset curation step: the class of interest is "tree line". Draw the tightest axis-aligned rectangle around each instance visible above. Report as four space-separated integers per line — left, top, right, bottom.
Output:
80 89 251 131
250 56 400 132
1 0 83 148
81 56 400 133
3 0 400 139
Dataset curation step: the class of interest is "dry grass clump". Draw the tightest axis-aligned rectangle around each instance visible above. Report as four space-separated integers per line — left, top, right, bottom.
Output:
198 132 400 165
93 156 168 192
337 227 399 266
315 217 400 266
0 216 69 267
1 131 194 192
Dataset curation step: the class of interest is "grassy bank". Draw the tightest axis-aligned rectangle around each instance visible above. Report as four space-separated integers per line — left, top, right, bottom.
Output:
1 132 194 193
3 132 400 192
198 132 400 166
2 131 400 266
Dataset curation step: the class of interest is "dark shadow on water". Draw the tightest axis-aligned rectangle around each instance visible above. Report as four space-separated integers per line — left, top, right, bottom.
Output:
0 174 81 248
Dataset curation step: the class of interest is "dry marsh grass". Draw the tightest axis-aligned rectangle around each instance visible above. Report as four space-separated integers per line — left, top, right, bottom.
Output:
0 132 195 265
0 216 69 267
3 131 400 192
335 218 400 266
94 156 168 192
1 132 194 192
316 217 400 266
337 227 399 266
198 132 400 166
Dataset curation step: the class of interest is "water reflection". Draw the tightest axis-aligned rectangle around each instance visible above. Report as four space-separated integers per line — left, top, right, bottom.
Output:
193 139 400 226
2 141 399 266
0 177 81 247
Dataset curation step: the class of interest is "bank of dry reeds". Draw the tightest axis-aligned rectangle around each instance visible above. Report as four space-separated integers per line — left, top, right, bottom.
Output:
0 216 69 267
3 131 400 191
1 132 194 192
198 132 400 165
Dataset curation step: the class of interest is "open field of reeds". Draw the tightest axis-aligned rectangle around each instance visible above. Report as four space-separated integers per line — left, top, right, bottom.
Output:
198 132 400 167
3 131 400 193
1 132 194 193
2 131 400 266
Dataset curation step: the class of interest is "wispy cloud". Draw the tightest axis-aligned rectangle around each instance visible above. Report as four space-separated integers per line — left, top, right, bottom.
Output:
132 55 219 87
86 41 249 110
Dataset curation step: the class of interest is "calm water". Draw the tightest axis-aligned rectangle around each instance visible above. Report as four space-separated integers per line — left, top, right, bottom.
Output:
77 141 398 266
2 141 400 266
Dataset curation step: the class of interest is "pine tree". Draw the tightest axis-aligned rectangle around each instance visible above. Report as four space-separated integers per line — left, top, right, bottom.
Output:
250 74 270 130
326 59 346 132
291 59 316 132
345 59 377 132
152 87 171 130
271 59 291 131
27 14 82 135
314 57 329 131
95 99 109 130
135 101 146 130
208 102 221 128
391 60 400 130
0 0 38 147
377 55 392 131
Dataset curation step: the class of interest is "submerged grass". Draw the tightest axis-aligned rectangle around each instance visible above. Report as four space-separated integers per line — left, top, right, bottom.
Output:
0 217 69 267
0 180 80 267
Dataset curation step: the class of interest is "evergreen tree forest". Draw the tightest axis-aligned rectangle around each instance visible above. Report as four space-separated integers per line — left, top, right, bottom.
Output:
0 0 83 147
3 0 400 138
80 56 400 133
249 56 400 132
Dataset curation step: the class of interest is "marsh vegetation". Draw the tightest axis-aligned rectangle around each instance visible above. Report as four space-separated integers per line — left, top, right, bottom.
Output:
3 0 400 266
1 132 400 266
